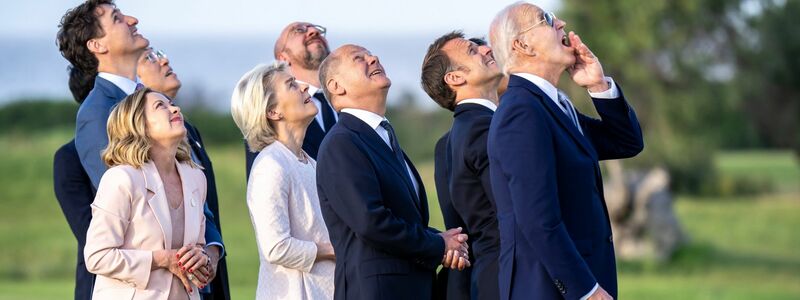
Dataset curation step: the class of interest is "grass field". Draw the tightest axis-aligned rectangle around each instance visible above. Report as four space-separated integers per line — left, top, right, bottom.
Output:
0 129 798 299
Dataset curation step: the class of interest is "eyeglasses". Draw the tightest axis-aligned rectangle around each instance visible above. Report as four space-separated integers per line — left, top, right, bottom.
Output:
145 49 167 63
289 24 327 37
518 11 556 36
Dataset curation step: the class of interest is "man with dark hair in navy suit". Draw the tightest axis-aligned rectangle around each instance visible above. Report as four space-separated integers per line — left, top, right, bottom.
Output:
423 31 504 300
55 2 228 299
316 44 471 300
244 21 336 178
487 3 644 300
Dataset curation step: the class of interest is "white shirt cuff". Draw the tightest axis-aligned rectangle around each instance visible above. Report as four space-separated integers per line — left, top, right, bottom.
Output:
587 76 618 99
580 283 600 300
206 242 225 258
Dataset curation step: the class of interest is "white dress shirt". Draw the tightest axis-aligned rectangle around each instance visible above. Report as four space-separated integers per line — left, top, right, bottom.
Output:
511 73 619 300
457 98 498 111
97 72 139 96
298 81 338 131
340 108 420 196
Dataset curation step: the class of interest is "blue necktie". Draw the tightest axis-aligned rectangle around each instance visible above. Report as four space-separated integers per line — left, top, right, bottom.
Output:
315 92 336 131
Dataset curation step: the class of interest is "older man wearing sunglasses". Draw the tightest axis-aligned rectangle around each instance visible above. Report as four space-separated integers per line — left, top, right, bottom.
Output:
487 2 644 300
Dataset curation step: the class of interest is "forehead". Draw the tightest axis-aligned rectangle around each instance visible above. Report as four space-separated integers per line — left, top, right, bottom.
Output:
442 38 472 52
339 46 370 58
94 4 118 20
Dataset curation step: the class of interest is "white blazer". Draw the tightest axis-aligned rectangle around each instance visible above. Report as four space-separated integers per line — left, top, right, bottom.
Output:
84 160 206 300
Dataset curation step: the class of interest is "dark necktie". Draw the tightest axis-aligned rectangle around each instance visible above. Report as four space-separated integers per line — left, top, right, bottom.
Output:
135 83 145 91
557 91 583 135
379 121 409 170
315 92 336 131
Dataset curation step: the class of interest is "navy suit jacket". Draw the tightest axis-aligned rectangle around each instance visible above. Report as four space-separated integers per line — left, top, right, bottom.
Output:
488 75 643 300
449 103 500 300
316 112 445 300
433 131 472 300
53 139 96 300
245 118 327 178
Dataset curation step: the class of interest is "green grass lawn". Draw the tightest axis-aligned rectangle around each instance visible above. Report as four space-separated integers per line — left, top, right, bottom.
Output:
0 130 798 299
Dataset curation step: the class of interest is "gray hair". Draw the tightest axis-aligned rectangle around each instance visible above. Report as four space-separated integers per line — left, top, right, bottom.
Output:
489 1 541 73
230 61 289 152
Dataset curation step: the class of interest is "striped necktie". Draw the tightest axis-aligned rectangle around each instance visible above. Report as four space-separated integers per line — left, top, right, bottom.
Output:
557 91 583 135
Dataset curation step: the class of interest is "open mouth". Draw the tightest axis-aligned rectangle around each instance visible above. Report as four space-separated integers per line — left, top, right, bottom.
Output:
561 34 571 47
170 116 182 123
165 69 174 77
369 69 383 77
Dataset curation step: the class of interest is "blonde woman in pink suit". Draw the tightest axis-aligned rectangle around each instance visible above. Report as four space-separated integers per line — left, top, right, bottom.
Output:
84 87 211 300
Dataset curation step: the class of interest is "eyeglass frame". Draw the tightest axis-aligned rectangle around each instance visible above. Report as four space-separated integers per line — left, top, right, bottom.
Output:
278 23 327 55
517 11 556 36
145 49 167 63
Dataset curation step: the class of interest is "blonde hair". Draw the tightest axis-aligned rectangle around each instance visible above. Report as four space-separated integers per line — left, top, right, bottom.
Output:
230 61 289 152
489 1 540 73
102 87 197 168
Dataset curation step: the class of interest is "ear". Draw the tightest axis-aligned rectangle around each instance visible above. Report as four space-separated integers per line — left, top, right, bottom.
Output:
443 71 466 87
277 52 291 66
266 109 282 121
512 38 535 57
326 78 345 97
86 38 108 55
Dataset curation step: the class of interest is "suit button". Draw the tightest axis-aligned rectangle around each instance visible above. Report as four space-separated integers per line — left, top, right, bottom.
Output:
554 280 566 294
608 235 613 243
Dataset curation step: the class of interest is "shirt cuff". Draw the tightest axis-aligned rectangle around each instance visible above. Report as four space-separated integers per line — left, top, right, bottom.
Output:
580 283 600 300
206 242 225 258
587 76 618 99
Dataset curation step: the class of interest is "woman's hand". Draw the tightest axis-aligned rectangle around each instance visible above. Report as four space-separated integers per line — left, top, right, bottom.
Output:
152 247 194 294
315 242 335 261
177 245 211 288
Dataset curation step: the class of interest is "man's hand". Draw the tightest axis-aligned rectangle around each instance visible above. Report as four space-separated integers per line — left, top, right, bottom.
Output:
203 245 221 283
438 227 471 270
587 286 613 300
566 31 608 93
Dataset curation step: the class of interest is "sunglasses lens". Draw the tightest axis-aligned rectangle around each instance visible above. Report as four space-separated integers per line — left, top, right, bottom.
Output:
547 12 554 27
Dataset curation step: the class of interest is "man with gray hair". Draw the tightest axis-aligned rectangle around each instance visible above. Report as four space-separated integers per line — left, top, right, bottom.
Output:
245 22 337 177
487 2 644 300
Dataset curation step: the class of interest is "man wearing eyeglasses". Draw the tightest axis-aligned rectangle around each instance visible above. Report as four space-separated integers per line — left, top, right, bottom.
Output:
487 2 644 300
244 22 335 178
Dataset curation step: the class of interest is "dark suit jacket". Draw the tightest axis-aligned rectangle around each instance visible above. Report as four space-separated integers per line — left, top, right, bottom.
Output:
53 139 96 300
488 75 643 300
433 132 472 300
449 103 500 300
75 76 126 188
316 112 445 300
185 122 231 300
245 119 327 178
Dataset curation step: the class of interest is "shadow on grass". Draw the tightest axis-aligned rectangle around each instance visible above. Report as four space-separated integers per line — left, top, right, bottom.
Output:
618 242 800 276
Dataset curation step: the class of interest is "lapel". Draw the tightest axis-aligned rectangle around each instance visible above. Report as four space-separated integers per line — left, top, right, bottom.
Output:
340 114 423 214
509 75 597 160
185 123 210 167
176 161 201 246
95 76 128 103
142 161 172 249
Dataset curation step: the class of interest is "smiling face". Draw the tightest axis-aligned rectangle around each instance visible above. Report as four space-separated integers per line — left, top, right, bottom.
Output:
91 4 149 58
517 7 574 68
276 22 330 70
137 49 181 98
143 92 186 145
441 37 503 88
335 45 391 98
268 70 318 127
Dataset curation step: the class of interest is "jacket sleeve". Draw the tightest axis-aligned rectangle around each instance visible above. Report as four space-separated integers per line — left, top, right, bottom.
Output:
490 96 597 299
84 167 152 289
317 133 445 268
75 102 113 189
579 83 644 160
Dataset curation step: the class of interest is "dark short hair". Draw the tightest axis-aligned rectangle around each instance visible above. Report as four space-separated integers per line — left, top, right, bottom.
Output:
421 31 464 111
68 66 96 104
469 37 488 46
57 0 113 102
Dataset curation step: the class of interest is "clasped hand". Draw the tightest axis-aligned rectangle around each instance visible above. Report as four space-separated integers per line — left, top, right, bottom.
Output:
438 227 471 270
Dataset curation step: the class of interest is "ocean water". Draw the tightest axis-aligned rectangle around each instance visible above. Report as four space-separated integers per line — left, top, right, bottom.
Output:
0 33 447 110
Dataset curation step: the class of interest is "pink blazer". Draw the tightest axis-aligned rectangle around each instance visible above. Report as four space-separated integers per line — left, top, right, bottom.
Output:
84 160 207 300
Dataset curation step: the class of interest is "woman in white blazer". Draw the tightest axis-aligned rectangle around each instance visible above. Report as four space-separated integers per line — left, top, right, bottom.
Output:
231 62 336 299
84 88 210 300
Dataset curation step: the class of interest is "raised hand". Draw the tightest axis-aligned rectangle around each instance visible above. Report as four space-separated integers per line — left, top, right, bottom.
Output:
566 31 608 92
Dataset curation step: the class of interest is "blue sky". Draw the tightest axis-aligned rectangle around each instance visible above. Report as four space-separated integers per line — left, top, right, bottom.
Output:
2 0 559 38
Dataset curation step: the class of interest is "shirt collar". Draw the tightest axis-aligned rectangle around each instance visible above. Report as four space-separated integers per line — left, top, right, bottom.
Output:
513 72 559 104
341 108 387 130
457 98 498 111
98 72 140 96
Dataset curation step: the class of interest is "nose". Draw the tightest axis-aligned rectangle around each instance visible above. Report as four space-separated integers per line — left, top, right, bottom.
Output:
366 54 379 65
170 103 181 115
478 45 492 56
159 56 170 66
299 82 309 94
306 26 321 38
555 17 566 30
126 15 138 26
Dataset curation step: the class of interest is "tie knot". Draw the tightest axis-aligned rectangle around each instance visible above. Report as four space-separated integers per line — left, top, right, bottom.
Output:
135 83 145 91
379 120 392 131
315 91 328 103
